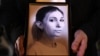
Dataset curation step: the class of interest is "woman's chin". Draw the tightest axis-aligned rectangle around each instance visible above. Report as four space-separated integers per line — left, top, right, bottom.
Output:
54 33 62 37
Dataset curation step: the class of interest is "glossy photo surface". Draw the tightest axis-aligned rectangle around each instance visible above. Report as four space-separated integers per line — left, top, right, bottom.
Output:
26 3 69 56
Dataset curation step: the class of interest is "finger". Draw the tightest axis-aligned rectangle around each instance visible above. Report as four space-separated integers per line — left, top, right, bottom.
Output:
77 38 87 56
72 34 82 52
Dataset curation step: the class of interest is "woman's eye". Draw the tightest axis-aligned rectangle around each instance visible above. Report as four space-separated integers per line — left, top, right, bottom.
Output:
60 19 64 22
49 19 54 22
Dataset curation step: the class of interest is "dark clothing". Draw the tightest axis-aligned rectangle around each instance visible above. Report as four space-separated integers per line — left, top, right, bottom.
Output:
0 0 26 45
0 0 26 56
69 0 100 56
0 0 35 56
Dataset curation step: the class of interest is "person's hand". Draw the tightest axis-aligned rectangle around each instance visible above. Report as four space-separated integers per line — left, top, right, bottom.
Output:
15 35 24 56
71 30 88 56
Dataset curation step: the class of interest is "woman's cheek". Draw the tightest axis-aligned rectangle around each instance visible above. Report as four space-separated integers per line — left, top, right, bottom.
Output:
47 22 56 28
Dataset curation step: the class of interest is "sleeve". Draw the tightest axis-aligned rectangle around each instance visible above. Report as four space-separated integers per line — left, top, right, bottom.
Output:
79 0 100 44
1 0 25 45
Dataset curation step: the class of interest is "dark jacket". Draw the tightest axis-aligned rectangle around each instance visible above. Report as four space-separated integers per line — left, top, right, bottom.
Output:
0 0 34 56
0 0 28 45
1 0 26 56
69 0 100 56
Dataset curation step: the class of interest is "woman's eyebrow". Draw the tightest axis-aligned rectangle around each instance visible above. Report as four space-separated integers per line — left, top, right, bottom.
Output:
61 17 64 19
50 17 57 20
49 16 64 21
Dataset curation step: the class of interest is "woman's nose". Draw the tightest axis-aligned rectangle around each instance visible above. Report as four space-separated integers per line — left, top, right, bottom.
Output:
56 22 60 28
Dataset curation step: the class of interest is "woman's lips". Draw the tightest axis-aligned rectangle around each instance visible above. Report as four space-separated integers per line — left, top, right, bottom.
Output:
54 30 62 33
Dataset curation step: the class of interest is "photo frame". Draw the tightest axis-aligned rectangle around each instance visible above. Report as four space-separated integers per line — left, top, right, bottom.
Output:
24 3 71 56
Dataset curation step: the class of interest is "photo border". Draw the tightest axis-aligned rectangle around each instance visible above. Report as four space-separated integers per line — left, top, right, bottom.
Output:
24 2 71 56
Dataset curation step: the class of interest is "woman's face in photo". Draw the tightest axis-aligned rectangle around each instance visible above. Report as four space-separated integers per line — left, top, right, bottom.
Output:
43 10 65 37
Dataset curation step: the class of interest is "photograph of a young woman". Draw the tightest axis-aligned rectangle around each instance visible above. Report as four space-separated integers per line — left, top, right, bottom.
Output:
26 5 69 55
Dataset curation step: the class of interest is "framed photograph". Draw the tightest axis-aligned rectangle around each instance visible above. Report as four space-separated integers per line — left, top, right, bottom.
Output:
24 3 70 56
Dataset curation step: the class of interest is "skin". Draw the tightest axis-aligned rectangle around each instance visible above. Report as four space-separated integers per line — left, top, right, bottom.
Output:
40 10 65 38
36 10 65 47
71 29 88 56
38 10 65 38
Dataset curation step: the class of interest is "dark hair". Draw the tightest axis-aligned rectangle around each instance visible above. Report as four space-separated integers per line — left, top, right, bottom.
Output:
32 6 64 40
36 6 63 22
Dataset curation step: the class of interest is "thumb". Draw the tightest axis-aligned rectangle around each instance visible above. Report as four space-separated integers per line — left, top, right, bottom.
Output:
71 30 83 52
